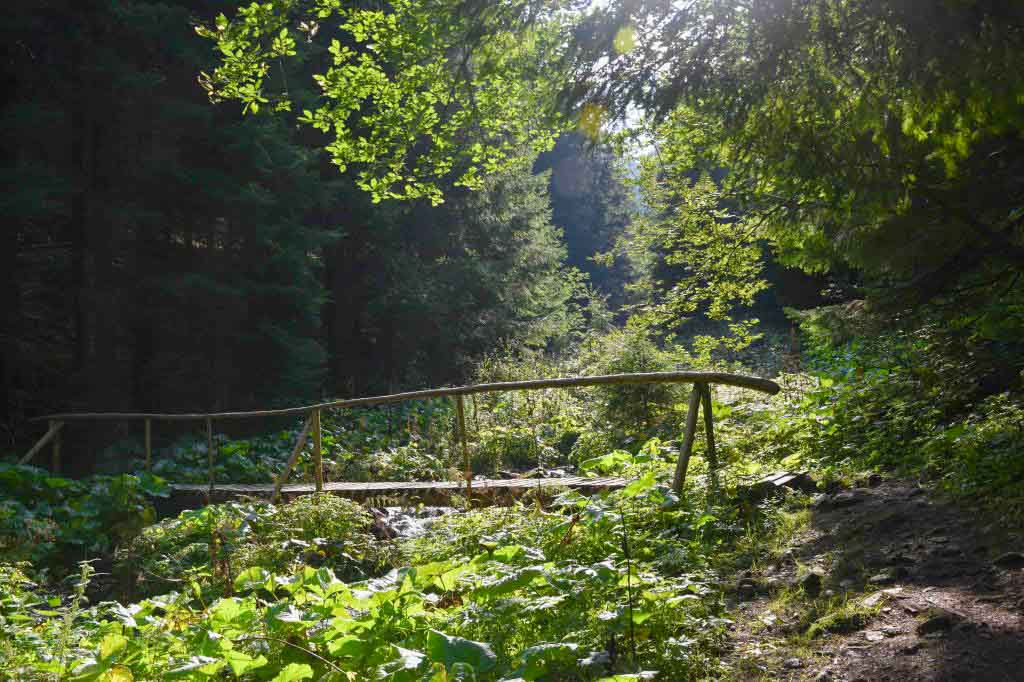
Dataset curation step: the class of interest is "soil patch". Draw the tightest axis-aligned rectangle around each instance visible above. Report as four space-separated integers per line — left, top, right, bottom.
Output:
726 479 1024 681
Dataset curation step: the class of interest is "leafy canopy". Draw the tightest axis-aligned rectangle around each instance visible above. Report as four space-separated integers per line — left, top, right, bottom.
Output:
577 0 1024 303
197 0 573 204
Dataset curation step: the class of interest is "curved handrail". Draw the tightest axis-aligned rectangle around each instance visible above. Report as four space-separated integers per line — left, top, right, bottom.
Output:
32 371 779 422
22 370 781 495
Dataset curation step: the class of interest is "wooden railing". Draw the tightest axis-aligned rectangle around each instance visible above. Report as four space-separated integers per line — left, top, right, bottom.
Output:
21 371 780 499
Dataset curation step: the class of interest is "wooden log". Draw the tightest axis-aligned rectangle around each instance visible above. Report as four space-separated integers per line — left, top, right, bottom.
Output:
33 371 780 423
312 408 324 493
144 418 152 472
50 420 62 474
701 384 718 497
271 414 314 503
18 421 64 465
206 418 214 494
673 384 703 494
455 395 471 509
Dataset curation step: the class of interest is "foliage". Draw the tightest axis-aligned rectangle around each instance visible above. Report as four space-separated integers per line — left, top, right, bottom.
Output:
0 463 167 571
577 329 679 434
3 470 747 680
723 311 1024 517
116 494 390 601
198 0 568 204
3 1 601 454
581 0 1024 313
610 112 768 357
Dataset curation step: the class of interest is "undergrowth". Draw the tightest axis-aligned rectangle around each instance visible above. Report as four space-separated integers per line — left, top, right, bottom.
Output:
3 313 1024 678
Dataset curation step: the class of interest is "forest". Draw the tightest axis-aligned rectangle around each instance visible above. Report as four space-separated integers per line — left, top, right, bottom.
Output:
2 0 1024 680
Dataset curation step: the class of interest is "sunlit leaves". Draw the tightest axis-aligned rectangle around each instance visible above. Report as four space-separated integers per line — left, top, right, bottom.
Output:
426 630 497 673
198 1 568 204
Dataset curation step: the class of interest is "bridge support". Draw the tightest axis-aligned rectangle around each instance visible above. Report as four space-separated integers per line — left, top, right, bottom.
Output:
271 413 314 503
144 418 152 472
672 383 718 496
18 420 64 467
312 408 324 492
455 395 471 509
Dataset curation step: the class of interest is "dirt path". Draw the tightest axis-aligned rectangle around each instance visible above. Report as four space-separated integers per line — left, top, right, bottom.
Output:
725 479 1024 681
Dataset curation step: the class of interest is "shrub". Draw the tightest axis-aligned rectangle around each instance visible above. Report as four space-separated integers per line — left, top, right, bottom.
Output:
580 329 679 433
0 463 166 572
116 494 392 600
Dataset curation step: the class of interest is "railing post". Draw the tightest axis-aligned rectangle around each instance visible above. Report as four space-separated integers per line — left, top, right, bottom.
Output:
50 420 62 474
272 413 314 503
455 394 471 509
19 421 63 466
701 384 718 497
312 408 323 493
673 384 703 494
206 418 215 495
144 418 152 473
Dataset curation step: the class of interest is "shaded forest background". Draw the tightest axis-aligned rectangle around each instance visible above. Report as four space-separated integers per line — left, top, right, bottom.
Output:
1 0 826 464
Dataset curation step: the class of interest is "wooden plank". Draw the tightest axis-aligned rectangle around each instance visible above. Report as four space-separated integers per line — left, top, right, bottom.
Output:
33 371 780 422
171 475 628 496
673 384 703 494
18 421 63 465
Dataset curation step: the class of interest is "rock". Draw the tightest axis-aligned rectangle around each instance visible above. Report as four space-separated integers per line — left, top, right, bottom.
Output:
814 670 832 682
860 591 887 608
369 507 398 540
800 569 825 597
934 545 962 558
864 630 885 642
831 491 865 508
736 577 758 601
993 551 1024 569
899 641 924 655
867 473 884 487
783 657 804 669
888 553 916 566
916 606 964 635
868 572 896 585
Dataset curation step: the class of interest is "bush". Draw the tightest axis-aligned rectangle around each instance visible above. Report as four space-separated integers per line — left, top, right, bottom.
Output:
580 329 679 433
0 463 166 572
116 494 392 600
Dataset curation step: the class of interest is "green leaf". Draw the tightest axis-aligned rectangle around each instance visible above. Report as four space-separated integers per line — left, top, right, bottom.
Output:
99 633 128 662
223 650 268 677
271 663 313 682
621 471 657 498
426 630 497 672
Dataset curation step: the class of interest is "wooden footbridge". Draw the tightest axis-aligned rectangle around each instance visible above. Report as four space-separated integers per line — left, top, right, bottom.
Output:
22 371 780 505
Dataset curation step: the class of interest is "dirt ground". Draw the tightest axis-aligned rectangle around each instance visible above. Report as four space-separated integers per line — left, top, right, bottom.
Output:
725 479 1024 681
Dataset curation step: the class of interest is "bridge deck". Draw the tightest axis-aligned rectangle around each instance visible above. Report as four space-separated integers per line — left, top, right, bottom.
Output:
171 475 627 498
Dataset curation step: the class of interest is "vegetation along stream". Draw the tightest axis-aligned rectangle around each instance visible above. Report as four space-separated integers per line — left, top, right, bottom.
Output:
4 1 1024 679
